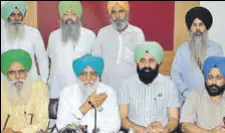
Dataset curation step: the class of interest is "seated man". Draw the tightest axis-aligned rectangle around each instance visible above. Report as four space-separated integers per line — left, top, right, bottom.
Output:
1 49 49 133
56 54 121 133
181 56 225 133
118 41 180 133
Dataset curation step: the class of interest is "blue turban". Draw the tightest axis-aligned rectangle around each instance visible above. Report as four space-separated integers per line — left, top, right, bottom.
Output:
73 54 104 77
203 56 225 79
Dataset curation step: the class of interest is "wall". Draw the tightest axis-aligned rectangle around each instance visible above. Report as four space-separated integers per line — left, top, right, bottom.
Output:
200 1 225 54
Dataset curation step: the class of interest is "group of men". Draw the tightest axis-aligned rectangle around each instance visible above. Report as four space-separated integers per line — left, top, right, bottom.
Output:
1 1 224 133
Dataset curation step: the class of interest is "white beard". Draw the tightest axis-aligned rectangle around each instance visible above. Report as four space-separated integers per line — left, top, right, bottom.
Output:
5 21 25 42
5 74 31 105
77 77 100 97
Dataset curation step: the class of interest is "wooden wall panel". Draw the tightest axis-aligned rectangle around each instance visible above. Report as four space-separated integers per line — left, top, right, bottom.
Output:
23 1 37 28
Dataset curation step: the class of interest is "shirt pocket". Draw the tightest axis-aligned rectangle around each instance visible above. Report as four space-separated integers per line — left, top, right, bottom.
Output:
123 47 135 64
154 97 166 115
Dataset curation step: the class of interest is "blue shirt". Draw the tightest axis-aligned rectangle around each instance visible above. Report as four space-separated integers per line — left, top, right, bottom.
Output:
171 40 224 104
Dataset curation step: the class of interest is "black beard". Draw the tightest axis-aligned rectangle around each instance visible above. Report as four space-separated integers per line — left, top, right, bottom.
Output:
137 65 159 84
205 83 225 96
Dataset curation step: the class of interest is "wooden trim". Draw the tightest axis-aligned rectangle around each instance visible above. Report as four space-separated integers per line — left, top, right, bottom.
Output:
159 51 174 75
24 1 38 28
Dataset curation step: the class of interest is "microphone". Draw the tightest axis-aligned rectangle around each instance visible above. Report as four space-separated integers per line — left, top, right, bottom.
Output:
2 114 10 132
88 101 100 133
29 113 34 125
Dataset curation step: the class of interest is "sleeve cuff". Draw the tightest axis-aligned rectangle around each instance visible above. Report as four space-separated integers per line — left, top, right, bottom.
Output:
183 89 191 98
72 109 84 120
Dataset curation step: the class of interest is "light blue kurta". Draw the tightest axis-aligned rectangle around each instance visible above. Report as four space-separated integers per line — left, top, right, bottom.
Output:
171 40 224 105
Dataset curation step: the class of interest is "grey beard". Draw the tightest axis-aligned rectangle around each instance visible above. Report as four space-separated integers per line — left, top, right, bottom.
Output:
60 19 81 46
110 17 128 30
5 21 25 41
77 78 100 97
188 30 208 70
5 74 31 105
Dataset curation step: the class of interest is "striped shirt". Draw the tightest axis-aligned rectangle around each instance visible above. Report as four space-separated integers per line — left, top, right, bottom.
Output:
117 73 180 127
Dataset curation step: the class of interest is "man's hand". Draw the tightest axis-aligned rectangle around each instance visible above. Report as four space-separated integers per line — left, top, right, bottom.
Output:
133 125 148 133
2 128 15 133
88 91 108 108
210 123 225 133
147 121 165 133
80 91 108 115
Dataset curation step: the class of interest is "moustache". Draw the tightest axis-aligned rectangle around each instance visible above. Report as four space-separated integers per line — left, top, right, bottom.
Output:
11 20 23 25
65 19 76 24
83 80 95 87
11 79 25 87
194 30 203 36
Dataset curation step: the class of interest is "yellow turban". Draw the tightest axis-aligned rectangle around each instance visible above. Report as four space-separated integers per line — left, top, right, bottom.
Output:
107 1 129 14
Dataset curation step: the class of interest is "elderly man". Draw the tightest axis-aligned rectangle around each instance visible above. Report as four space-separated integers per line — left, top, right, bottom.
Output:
118 42 180 133
56 54 121 133
1 49 49 133
181 56 225 133
47 1 96 98
171 6 224 106
92 1 145 91
1 1 49 83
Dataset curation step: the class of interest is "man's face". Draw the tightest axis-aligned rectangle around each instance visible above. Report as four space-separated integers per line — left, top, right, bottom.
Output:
5 62 30 105
137 53 159 84
138 53 157 70
7 62 27 81
60 8 81 43
8 8 24 24
62 9 78 23
190 18 207 36
110 4 128 30
79 66 98 89
205 67 225 96
110 4 127 21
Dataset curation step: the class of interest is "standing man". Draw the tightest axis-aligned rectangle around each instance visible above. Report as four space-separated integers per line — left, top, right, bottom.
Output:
1 1 49 83
47 1 96 98
92 1 145 90
171 6 224 105
118 42 180 133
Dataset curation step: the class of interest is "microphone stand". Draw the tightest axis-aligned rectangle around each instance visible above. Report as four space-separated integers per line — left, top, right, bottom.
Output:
88 101 99 133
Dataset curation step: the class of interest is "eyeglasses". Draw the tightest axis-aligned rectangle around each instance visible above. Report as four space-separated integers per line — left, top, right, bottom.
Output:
80 72 97 79
7 69 26 78
10 12 23 17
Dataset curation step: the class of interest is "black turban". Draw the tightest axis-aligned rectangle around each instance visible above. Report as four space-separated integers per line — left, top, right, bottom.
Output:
185 6 213 30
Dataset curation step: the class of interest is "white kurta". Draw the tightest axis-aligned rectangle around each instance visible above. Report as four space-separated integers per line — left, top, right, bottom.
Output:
47 27 96 98
56 82 121 133
1 25 49 83
92 24 145 90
